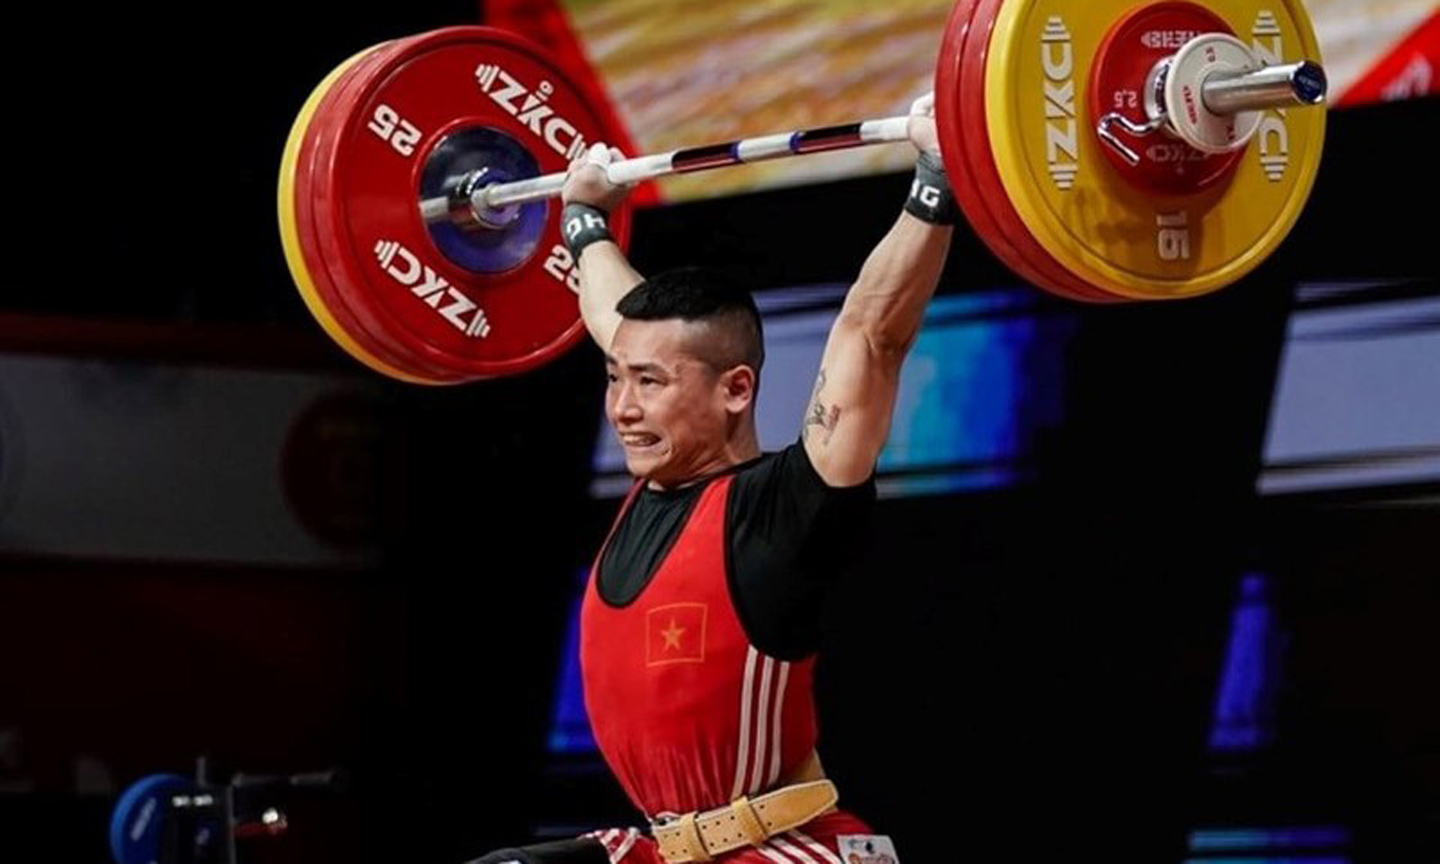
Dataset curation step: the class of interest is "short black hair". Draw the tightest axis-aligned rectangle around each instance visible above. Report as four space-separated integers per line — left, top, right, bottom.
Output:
615 267 765 375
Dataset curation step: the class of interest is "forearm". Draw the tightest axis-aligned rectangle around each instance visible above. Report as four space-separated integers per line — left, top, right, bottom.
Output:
837 212 953 356
561 143 641 351
577 241 644 351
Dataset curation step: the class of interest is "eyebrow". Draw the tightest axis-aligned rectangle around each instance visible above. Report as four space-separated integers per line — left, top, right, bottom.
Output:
605 356 668 376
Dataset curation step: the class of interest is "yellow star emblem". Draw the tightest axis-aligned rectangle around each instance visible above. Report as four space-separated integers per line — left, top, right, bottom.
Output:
661 618 685 651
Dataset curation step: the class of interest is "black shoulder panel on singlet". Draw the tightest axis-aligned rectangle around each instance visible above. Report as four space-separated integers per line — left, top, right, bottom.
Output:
597 481 706 607
724 442 875 659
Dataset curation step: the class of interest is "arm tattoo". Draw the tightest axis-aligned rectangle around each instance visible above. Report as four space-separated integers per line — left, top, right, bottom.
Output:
804 369 842 446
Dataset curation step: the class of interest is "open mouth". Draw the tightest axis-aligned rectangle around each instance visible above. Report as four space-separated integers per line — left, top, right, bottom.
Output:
619 432 661 449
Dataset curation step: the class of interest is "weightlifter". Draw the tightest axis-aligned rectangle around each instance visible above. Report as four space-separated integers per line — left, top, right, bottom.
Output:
474 94 950 864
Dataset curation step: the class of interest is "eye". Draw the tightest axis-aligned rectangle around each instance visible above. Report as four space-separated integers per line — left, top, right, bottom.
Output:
606 371 618 383
640 375 660 387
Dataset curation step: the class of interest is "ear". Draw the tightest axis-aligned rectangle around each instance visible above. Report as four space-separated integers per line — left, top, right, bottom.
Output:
719 365 756 415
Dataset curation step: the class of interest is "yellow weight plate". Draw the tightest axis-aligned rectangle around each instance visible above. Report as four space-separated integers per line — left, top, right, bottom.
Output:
278 46 442 384
985 0 1325 300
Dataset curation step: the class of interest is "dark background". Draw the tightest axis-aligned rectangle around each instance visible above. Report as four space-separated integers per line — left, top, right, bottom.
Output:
1 3 1436 863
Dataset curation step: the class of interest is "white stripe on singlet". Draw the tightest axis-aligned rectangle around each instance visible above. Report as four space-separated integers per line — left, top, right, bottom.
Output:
608 828 640 862
770 836 823 864
730 646 760 799
766 661 791 786
757 841 799 863
749 655 776 793
787 830 843 864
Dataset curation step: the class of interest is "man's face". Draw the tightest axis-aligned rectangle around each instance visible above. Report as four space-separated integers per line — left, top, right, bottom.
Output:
605 318 750 488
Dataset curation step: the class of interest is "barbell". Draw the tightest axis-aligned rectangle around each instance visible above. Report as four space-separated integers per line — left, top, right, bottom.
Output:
278 0 1327 384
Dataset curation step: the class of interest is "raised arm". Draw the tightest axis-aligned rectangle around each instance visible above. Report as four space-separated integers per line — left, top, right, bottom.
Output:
803 95 955 487
561 144 642 352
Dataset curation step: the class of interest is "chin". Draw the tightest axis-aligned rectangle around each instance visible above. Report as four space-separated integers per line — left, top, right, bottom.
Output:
623 442 671 476
625 454 662 480
630 458 684 488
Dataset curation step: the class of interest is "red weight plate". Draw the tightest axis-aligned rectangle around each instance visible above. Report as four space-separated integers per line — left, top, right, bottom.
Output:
282 42 444 383
296 35 469 383
1089 2 1241 194
939 0 1125 303
292 38 456 382
312 26 632 381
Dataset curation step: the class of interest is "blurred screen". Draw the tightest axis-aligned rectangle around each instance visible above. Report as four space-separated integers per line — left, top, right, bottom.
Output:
549 568 597 755
0 355 384 566
1259 280 1440 496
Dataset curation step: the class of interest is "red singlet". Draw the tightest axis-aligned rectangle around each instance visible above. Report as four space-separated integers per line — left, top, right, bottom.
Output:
581 475 819 816
579 475 876 863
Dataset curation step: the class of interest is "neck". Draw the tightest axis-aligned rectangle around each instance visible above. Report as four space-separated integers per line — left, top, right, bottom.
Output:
728 422 761 464
647 425 761 491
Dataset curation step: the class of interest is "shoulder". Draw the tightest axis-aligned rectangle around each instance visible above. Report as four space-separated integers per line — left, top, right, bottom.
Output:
730 440 875 509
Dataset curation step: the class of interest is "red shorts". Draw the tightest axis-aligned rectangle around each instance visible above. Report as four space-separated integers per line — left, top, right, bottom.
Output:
589 811 873 863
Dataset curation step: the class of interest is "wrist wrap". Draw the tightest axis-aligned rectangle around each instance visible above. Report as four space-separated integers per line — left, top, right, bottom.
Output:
561 202 614 258
903 150 956 225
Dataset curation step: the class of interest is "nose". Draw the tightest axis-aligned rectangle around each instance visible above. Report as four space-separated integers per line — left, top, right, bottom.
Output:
609 379 643 423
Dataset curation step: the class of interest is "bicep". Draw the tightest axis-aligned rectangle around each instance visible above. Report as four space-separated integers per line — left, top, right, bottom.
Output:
801 316 903 487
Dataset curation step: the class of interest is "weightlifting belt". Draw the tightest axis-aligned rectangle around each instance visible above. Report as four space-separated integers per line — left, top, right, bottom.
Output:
650 779 838 863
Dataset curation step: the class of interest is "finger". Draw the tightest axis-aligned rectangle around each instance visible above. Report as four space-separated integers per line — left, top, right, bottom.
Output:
607 147 636 186
586 141 613 167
